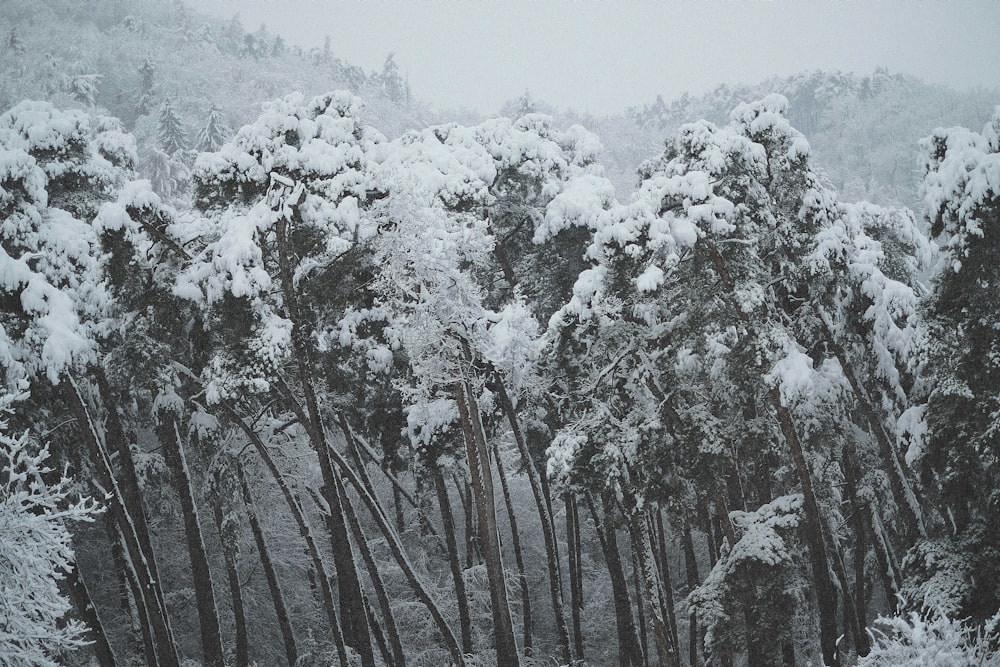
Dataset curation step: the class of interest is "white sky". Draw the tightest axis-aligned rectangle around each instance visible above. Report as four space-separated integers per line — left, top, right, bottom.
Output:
199 0 1000 115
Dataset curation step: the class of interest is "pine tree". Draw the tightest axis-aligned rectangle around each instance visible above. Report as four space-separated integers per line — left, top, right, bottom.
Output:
912 109 1000 621
136 56 156 117
196 104 230 152
6 26 24 56
157 98 187 155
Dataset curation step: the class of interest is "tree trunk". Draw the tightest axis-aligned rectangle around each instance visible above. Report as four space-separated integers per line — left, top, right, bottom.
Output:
681 521 701 667
494 378 572 664
93 367 175 662
626 509 677 667
210 490 249 667
219 383 462 664
221 408 348 663
63 377 179 667
67 564 118 666
103 513 146 663
631 546 650 667
336 484 406 667
432 463 474 655
653 511 680 658
566 495 586 663
587 493 644 667
492 439 533 657
236 461 297 667
158 419 225 667
772 393 840 667
460 477 478 569
454 381 520 666
841 444 872 657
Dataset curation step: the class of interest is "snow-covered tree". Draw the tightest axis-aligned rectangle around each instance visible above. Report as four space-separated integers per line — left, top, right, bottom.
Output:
0 393 103 667
909 107 1000 622
157 97 186 155
196 103 230 153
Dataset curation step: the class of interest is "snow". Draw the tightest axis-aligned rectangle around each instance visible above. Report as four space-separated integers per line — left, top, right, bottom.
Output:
765 346 816 406
635 264 665 293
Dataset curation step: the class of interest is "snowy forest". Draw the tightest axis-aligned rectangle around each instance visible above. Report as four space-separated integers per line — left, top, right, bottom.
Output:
1 1 1000 666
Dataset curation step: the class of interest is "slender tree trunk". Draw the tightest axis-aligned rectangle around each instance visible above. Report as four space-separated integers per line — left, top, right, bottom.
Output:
332 414 464 664
67 564 118 666
63 377 179 667
773 394 840 666
335 484 406 667
432 463 474 655
681 521 701 667
460 477 478 568
236 461 297 667
653 511 680 658
841 444 871 657
103 514 144 661
158 419 224 667
492 440 533 657
210 491 249 667
123 559 159 667
494 378 572 664
587 494 644 667
392 480 406 533
631 546 650 667
566 495 586 663
235 427 350 665
869 506 901 605
93 367 176 660
220 389 462 665
626 509 677 667
455 380 520 666
351 428 439 539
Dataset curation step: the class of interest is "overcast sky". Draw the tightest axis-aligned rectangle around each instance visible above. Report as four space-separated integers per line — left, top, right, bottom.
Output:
200 0 1000 115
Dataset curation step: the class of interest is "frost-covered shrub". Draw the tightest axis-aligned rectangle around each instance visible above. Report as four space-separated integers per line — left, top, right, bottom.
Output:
858 611 1000 667
0 393 103 667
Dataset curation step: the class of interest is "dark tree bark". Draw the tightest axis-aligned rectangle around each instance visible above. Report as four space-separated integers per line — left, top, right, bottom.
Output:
210 490 249 667
653 511 680 658
335 484 406 667
773 394 841 666
67 564 118 666
626 510 677 667
492 439 533 657
221 410 348 665
818 313 925 542
681 521 701 667
586 494 644 667
566 495 586 663
157 419 224 667
631 546 650 667
494 378 572 664
93 368 176 659
432 463 474 655
842 445 871 657
455 381 520 666
236 461 297 667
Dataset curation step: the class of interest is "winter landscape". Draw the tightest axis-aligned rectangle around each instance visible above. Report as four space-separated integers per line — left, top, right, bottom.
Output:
1 1 999 666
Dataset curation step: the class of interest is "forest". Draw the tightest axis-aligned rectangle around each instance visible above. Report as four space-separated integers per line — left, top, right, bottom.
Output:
1 1 999 666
